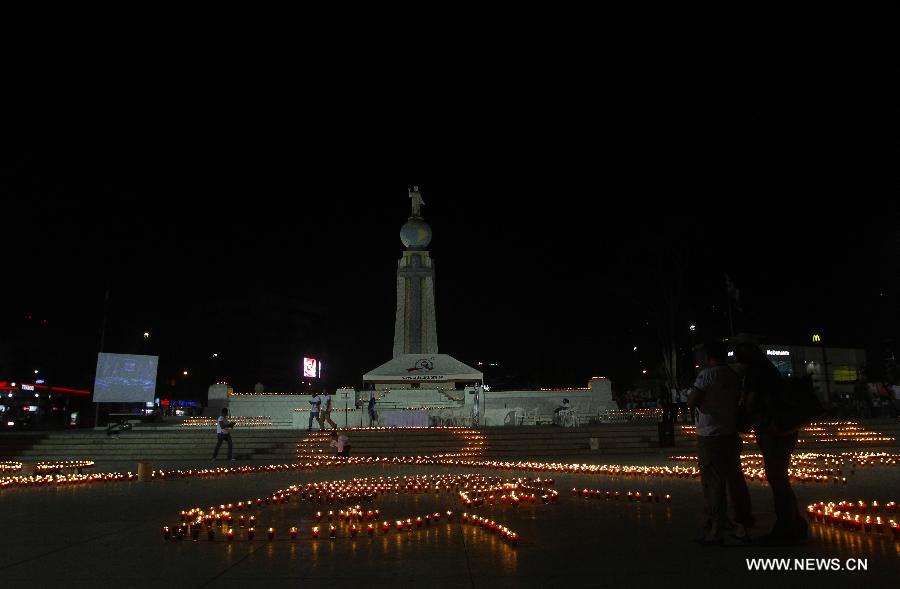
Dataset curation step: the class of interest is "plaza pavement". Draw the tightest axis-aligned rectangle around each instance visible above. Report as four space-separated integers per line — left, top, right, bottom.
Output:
1 455 898 588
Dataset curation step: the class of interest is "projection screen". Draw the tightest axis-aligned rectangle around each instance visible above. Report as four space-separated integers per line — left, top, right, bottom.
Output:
93 353 159 402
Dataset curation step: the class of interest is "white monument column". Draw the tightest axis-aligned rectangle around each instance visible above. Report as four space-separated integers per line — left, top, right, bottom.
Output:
393 186 439 357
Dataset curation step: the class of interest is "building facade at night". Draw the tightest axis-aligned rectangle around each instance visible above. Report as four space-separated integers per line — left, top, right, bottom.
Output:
726 343 867 402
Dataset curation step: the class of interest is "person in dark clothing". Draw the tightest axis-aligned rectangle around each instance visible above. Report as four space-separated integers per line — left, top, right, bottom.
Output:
367 395 377 427
736 341 808 544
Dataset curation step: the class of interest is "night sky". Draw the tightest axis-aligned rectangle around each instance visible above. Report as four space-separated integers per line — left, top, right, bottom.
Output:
3 10 898 394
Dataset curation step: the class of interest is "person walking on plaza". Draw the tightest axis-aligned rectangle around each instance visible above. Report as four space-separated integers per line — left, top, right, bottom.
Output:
318 389 337 430
736 340 808 545
688 340 753 545
367 394 377 427
213 407 236 461
308 391 321 431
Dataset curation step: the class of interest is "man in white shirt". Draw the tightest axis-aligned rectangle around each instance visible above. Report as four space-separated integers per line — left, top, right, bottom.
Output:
213 407 236 461
308 392 321 431
688 340 753 544
317 389 337 431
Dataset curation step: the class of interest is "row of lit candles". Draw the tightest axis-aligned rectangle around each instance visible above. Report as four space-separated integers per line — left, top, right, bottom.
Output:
9 443 896 495
165 473 525 544
571 487 671 503
668 450 900 484
180 417 273 427
295 429 487 459
679 421 894 443
0 460 95 472
171 474 532 522
165 509 517 545
806 500 899 539
0 471 134 489
173 474 551 523
670 451 899 469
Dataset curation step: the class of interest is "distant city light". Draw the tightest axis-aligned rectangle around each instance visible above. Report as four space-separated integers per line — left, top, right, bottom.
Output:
212 353 218 358
143 331 150 339
689 324 696 332
35 379 45 384
633 346 637 351
33 369 39 374
182 370 189 376
812 333 822 343
641 369 648 374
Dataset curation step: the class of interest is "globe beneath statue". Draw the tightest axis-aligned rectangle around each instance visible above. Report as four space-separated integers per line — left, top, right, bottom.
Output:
400 217 432 249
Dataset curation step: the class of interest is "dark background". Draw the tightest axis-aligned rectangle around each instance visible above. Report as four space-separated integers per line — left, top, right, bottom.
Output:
2 8 898 397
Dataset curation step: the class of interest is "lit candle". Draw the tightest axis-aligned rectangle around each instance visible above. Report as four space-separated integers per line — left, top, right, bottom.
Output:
207 528 215 541
247 527 256 541
226 528 235 542
367 524 375 536
267 527 275 541
162 526 171 541
312 526 320 539
329 525 336 539
290 527 298 540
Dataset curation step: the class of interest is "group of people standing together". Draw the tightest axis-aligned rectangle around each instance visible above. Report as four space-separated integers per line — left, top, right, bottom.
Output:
689 339 810 546
307 390 338 431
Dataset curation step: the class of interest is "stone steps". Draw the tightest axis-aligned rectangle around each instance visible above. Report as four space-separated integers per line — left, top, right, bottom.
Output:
2 422 896 463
